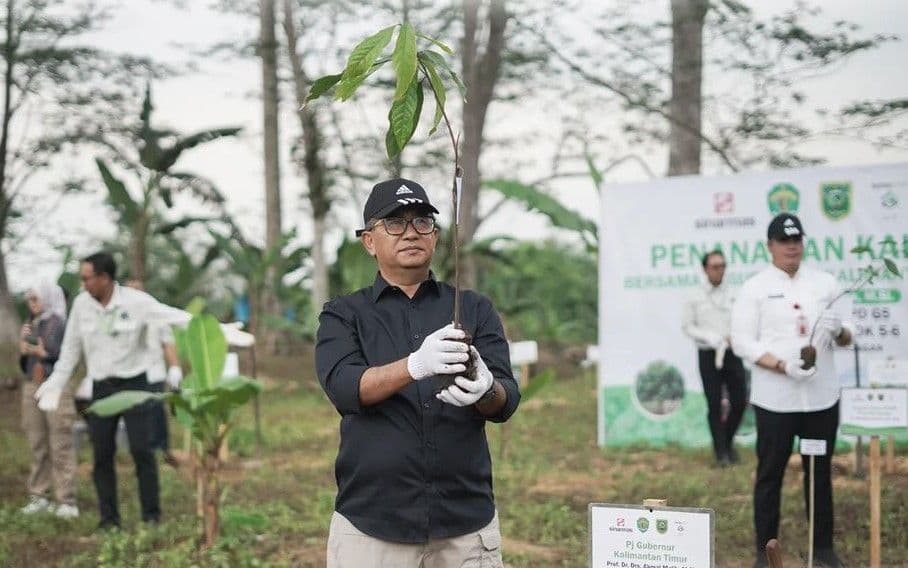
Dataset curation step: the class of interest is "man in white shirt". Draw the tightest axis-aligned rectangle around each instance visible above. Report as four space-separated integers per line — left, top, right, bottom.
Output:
731 214 851 568
682 250 747 467
35 252 251 530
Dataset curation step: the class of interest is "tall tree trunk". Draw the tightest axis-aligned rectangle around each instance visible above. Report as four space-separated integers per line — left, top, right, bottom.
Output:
260 0 282 352
282 0 329 313
0 0 21 346
0 246 19 345
129 213 149 284
458 0 507 289
667 0 708 176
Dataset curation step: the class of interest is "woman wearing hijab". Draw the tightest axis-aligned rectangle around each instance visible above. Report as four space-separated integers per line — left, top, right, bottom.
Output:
18 281 79 518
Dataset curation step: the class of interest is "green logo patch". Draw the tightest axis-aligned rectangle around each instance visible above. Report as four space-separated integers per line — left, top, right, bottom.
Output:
768 183 800 215
821 182 852 220
656 518 668 534
636 517 650 533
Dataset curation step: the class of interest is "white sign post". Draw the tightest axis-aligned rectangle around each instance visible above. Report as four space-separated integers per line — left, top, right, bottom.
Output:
840 387 908 568
590 503 714 567
799 439 827 568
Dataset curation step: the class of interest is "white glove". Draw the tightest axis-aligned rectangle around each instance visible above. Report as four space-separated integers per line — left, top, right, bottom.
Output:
436 346 495 407
701 332 724 350
75 377 93 401
166 366 183 389
35 376 66 412
407 323 469 380
817 311 843 340
714 340 728 371
221 322 255 347
784 359 817 381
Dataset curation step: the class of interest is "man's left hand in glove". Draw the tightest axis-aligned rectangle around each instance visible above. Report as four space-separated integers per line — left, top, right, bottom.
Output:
436 346 495 407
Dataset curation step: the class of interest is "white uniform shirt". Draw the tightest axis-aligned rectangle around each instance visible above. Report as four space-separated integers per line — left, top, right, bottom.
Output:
731 264 849 413
682 282 734 350
145 323 175 384
47 285 190 386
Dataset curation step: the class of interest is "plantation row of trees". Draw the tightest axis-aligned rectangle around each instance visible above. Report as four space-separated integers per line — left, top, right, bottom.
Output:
2 0 906 351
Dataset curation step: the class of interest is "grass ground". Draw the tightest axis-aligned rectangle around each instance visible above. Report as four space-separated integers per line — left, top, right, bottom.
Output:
1 355 906 567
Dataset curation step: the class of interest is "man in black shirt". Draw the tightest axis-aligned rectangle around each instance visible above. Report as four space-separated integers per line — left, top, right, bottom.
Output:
316 178 520 567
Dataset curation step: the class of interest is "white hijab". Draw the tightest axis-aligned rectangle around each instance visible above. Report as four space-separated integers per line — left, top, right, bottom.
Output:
29 281 67 324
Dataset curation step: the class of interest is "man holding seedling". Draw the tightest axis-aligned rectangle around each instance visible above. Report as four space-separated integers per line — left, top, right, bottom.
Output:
683 250 747 467
316 178 519 567
731 213 852 568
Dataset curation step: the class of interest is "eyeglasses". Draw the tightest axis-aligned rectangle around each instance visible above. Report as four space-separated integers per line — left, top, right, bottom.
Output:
360 216 436 236
706 263 727 270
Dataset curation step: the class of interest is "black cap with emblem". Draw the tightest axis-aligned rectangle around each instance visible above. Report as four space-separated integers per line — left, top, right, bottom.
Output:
767 213 805 240
356 178 440 236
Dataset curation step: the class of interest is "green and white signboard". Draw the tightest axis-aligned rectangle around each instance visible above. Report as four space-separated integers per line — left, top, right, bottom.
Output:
589 503 714 568
598 163 908 446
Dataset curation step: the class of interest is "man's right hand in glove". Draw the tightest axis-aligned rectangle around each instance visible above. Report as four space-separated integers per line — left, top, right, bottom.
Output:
34 374 67 412
407 323 469 380
783 359 817 381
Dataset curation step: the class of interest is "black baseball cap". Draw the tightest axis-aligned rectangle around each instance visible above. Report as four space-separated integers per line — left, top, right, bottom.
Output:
356 178 439 236
767 213 805 240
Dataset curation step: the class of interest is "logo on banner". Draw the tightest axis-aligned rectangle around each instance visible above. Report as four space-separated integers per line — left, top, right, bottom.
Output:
694 192 754 229
608 517 633 533
636 517 650 533
821 182 852 220
768 183 800 215
881 191 899 209
656 519 668 534
713 192 734 214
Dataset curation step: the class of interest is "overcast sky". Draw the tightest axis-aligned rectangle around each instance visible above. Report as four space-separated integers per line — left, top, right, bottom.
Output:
8 0 908 291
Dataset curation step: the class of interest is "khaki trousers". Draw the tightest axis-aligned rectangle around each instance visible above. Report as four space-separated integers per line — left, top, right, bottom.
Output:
21 381 77 505
327 511 504 568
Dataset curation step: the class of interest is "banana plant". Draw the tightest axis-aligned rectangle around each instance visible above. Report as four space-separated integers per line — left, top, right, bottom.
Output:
97 83 240 283
209 227 309 340
482 179 599 252
88 314 260 549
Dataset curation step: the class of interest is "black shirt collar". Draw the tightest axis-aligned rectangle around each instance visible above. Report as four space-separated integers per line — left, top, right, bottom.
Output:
371 271 440 302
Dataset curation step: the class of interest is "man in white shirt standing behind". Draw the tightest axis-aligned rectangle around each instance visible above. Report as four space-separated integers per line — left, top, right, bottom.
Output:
35 252 252 530
731 214 851 568
682 250 747 467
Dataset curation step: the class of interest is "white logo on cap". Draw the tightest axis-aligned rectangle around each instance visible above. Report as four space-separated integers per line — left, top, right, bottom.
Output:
396 185 414 195
784 219 794 226
397 198 424 206
784 226 800 236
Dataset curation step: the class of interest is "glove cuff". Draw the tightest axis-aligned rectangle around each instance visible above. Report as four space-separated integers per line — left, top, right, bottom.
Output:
407 353 428 381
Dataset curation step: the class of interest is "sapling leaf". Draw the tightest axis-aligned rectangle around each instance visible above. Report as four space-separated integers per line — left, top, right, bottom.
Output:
305 73 342 103
419 55 446 135
335 26 395 101
418 32 454 54
392 22 418 101
850 245 871 254
386 79 424 157
883 258 901 277
420 49 466 100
